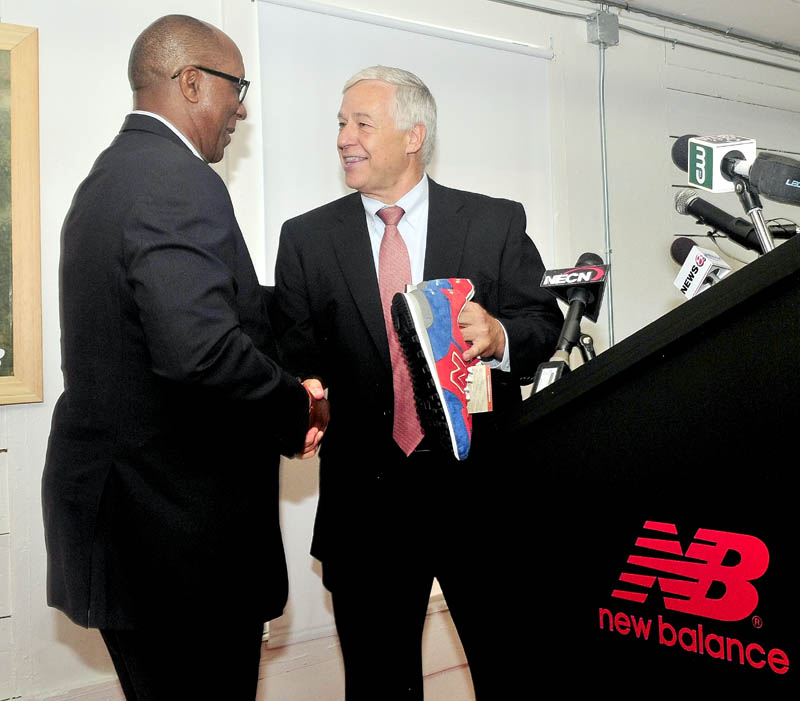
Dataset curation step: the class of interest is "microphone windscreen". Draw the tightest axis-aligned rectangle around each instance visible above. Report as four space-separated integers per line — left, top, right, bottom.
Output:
576 252 604 267
670 237 696 266
749 152 800 206
671 134 697 172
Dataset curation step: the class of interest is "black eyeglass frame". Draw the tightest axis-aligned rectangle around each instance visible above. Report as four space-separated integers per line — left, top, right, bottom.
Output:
171 65 250 103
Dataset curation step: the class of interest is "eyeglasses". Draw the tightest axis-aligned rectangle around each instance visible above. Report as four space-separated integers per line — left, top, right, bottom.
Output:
171 65 250 103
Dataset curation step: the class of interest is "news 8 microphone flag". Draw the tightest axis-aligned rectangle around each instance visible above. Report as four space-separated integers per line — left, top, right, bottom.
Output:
670 237 732 299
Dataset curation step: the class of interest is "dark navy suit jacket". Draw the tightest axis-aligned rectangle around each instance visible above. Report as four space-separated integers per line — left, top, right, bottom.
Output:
43 114 309 628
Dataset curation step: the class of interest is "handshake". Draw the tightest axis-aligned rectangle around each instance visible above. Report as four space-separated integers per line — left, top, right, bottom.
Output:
298 378 330 459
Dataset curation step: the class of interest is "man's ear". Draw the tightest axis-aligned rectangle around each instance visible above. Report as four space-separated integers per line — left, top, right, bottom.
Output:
176 67 202 104
406 122 427 157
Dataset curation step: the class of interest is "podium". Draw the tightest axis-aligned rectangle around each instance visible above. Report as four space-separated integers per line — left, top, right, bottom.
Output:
502 234 799 692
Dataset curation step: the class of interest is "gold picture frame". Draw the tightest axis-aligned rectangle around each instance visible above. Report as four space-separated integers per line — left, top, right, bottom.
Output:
0 23 41 405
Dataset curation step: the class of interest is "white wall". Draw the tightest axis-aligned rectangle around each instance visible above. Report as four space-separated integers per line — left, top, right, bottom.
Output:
0 0 799 698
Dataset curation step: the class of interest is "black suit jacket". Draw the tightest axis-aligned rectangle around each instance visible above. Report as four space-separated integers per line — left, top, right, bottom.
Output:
42 114 309 628
273 179 563 568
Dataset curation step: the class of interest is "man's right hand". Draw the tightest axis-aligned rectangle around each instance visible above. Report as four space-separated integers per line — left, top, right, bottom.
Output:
298 379 329 459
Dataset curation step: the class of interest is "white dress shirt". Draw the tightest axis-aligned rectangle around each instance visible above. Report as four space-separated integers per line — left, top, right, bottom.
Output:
361 175 510 371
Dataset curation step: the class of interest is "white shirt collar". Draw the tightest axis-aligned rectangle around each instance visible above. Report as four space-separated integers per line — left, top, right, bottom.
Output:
360 174 428 228
130 110 204 161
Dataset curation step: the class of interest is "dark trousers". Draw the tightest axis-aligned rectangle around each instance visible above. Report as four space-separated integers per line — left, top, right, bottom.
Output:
100 621 265 700
324 446 526 700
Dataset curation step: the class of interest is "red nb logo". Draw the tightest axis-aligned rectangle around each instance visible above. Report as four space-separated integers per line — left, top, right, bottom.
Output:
611 521 769 622
449 352 469 394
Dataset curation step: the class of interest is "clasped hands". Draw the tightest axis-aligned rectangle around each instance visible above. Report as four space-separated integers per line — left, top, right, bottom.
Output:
298 378 329 459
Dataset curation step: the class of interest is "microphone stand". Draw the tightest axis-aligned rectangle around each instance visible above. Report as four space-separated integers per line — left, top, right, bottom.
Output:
734 177 774 254
531 290 591 392
721 160 776 254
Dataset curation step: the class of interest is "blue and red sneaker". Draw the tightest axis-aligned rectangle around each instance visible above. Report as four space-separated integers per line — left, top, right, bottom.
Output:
391 278 479 460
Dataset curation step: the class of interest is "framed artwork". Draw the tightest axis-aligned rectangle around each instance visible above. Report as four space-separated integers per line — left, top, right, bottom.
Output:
0 23 41 405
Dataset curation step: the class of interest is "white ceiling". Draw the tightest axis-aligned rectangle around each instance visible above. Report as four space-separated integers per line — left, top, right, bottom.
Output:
607 0 800 54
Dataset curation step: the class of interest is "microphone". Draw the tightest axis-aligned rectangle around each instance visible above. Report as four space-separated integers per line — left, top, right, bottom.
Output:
533 253 608 392
673 134 800 206
539 252 608 323
671 134 695 172
748 152 800 207
671 134 757 194
670 237 732 299
551 252 605 358
674 189 797 254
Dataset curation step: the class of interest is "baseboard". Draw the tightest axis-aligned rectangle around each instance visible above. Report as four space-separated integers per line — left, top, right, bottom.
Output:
36 679 124 701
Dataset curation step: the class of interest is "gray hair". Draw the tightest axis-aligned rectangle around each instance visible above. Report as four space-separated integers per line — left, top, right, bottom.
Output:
343 66 437 166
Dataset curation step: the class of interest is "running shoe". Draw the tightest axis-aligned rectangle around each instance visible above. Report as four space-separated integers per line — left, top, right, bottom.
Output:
391 278 479 460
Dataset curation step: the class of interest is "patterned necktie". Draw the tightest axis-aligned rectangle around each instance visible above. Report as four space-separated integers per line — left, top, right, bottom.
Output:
377 206 423 455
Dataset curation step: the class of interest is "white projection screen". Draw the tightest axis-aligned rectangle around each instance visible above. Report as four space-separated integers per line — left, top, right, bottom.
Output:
257 0 555 279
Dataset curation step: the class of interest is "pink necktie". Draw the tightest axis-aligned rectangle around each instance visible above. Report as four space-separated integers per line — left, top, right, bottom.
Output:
377 206 424 455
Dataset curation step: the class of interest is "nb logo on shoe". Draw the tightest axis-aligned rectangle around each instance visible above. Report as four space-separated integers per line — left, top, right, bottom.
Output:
611 520 769 622
448 351 469 395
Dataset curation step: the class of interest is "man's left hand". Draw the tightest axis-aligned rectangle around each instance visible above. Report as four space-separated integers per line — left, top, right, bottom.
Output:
459 302 505 362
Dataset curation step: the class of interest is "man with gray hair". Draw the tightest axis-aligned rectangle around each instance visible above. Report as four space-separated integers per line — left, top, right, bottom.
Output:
274 65 561 698
42 15 327 699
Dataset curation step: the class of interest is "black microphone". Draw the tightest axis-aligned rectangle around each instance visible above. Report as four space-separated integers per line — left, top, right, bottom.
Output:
671 134 696 172
748 152 800 207
669 236 696 267
670 237 725 286
674 189 797 254
532 252 607 393
553 252 604 358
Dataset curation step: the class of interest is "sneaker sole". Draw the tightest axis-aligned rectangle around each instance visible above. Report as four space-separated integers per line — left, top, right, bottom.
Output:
392 290 461 459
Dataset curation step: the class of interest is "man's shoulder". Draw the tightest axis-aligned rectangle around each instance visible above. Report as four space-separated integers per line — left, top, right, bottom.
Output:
114 127 202 171
429 179 521 213
91 120 223 197
282 191 361 231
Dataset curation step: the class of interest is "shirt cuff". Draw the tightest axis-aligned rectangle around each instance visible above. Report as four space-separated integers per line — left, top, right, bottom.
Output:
480 321 511 373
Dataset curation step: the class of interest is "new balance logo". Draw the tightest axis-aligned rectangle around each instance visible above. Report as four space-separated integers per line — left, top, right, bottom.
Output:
448 352 469 394
611 520 770 622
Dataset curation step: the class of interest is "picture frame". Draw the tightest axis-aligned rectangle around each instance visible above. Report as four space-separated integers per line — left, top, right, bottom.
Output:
0 23 41 405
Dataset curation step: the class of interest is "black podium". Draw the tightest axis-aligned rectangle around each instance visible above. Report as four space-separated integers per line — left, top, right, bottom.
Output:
503 234 799 693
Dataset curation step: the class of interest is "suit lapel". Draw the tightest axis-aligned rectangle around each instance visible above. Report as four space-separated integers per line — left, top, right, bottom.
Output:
423 179 469 279
330 194 391 369
328 181 470 371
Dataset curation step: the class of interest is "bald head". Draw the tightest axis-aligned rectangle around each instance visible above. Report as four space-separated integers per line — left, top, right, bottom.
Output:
128 15 226 94
127 15 248 164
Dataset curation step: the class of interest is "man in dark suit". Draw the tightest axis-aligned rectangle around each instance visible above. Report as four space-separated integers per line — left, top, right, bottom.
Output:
42 15 327 700
273 66 563 698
